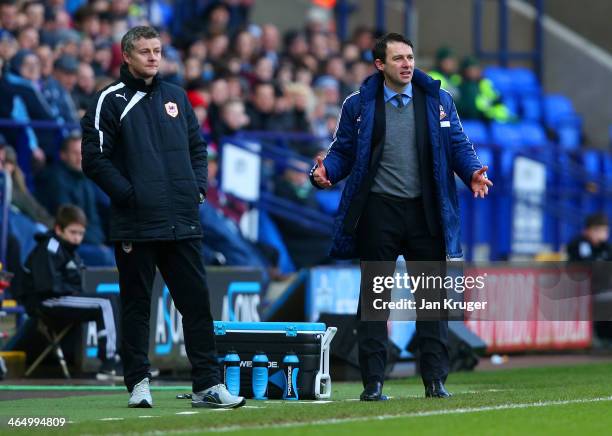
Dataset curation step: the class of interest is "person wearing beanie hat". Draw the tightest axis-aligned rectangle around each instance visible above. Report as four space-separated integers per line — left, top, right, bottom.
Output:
428 45 461 99
456 56 512 122
40 54 79 123
9 49 38 79
187 89 210 131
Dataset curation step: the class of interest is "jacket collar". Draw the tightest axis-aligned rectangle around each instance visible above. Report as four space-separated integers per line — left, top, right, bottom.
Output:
35 230 80 254
360 69 441 101
120 64 159 92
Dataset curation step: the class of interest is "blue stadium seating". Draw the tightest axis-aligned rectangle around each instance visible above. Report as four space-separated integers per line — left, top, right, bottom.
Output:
517 121 548 146
483 67 540 98
556 115 583 150
520 95 542 121
491 122 523 147
506 68 540 95
483 66 512 96
543 94 575 127
581 149 601 176
315 190 342 215
502 96 519 118
461 120 489 145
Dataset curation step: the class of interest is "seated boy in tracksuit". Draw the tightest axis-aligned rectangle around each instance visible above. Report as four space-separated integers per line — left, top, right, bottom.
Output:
20 204 122 379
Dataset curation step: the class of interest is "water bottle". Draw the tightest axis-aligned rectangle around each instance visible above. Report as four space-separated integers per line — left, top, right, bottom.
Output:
223 350 241 396
252 351 268 400
282 352 300 400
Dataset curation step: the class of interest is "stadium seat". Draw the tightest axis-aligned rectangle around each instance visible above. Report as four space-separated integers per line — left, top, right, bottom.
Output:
520 95 542 121
582 149 601 175
483 66 512 97
506 68 540 95
543 94 575 127
475 146 494 178
502 96 519 118
556 115 583 150
518 121 548 146
315 189 342 215
491 122 523 147
461 120 490 145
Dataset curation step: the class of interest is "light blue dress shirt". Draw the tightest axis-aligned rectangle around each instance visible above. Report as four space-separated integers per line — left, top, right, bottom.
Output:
383 82 413 107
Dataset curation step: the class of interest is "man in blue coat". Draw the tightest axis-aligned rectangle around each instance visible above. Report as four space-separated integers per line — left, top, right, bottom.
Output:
310 33 491 400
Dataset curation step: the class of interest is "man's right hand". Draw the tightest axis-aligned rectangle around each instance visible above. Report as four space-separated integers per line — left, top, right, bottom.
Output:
313 157 332 189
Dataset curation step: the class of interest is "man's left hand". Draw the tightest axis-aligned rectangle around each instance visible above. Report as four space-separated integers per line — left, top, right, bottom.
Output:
471 166 493 198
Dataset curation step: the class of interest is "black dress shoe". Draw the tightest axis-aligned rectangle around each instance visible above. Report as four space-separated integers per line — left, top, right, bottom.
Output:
425 380 452 398
360 381 388 401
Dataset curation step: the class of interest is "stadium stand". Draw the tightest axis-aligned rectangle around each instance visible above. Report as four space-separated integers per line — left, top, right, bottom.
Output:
0 0 610 386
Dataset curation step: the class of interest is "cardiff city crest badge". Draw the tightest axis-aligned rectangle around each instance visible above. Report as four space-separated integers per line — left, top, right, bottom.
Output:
122 242 133 253
165 102 179 118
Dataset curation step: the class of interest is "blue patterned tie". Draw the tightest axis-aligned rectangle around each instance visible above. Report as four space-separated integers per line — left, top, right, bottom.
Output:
395 94 405 108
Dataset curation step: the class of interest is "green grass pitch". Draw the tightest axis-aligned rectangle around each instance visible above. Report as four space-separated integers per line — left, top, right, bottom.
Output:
2 363 612 435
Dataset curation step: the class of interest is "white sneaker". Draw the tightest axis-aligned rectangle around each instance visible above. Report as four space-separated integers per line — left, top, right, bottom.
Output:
128 378 153 408
191 384 246 409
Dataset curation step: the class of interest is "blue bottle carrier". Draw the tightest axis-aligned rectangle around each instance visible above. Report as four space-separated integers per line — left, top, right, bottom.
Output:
214 321 337 400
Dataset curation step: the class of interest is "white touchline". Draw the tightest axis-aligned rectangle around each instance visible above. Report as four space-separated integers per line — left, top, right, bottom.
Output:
202 396 612 433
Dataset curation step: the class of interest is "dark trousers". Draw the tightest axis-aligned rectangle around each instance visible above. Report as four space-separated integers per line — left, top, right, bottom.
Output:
38 294 121 362
114 239 220 392
357 193 449 386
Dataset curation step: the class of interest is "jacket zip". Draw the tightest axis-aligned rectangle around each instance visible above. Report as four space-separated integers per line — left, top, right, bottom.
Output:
149 90 177 238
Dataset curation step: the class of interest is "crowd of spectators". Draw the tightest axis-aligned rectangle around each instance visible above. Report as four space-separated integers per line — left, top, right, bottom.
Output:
0 0 505 273
0 0 379 271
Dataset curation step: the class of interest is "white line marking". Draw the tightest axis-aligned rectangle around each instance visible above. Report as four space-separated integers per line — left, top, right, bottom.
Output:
285 400 333 404
176 411 199 415
138 416 158 418
99 417 124 421
204 396 612 433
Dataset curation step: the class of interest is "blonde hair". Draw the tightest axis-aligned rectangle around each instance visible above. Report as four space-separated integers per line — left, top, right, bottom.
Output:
4 146 27 194
283 82 316 114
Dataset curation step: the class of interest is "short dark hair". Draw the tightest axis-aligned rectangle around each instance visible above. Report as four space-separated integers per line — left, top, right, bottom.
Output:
585 212 609 229
55 204 87 230
121 26 160 54
372 32 414 64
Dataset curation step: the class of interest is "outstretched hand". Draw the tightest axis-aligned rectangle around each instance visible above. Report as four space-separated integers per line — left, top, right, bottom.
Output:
471 166 493 198
313 156 332 189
